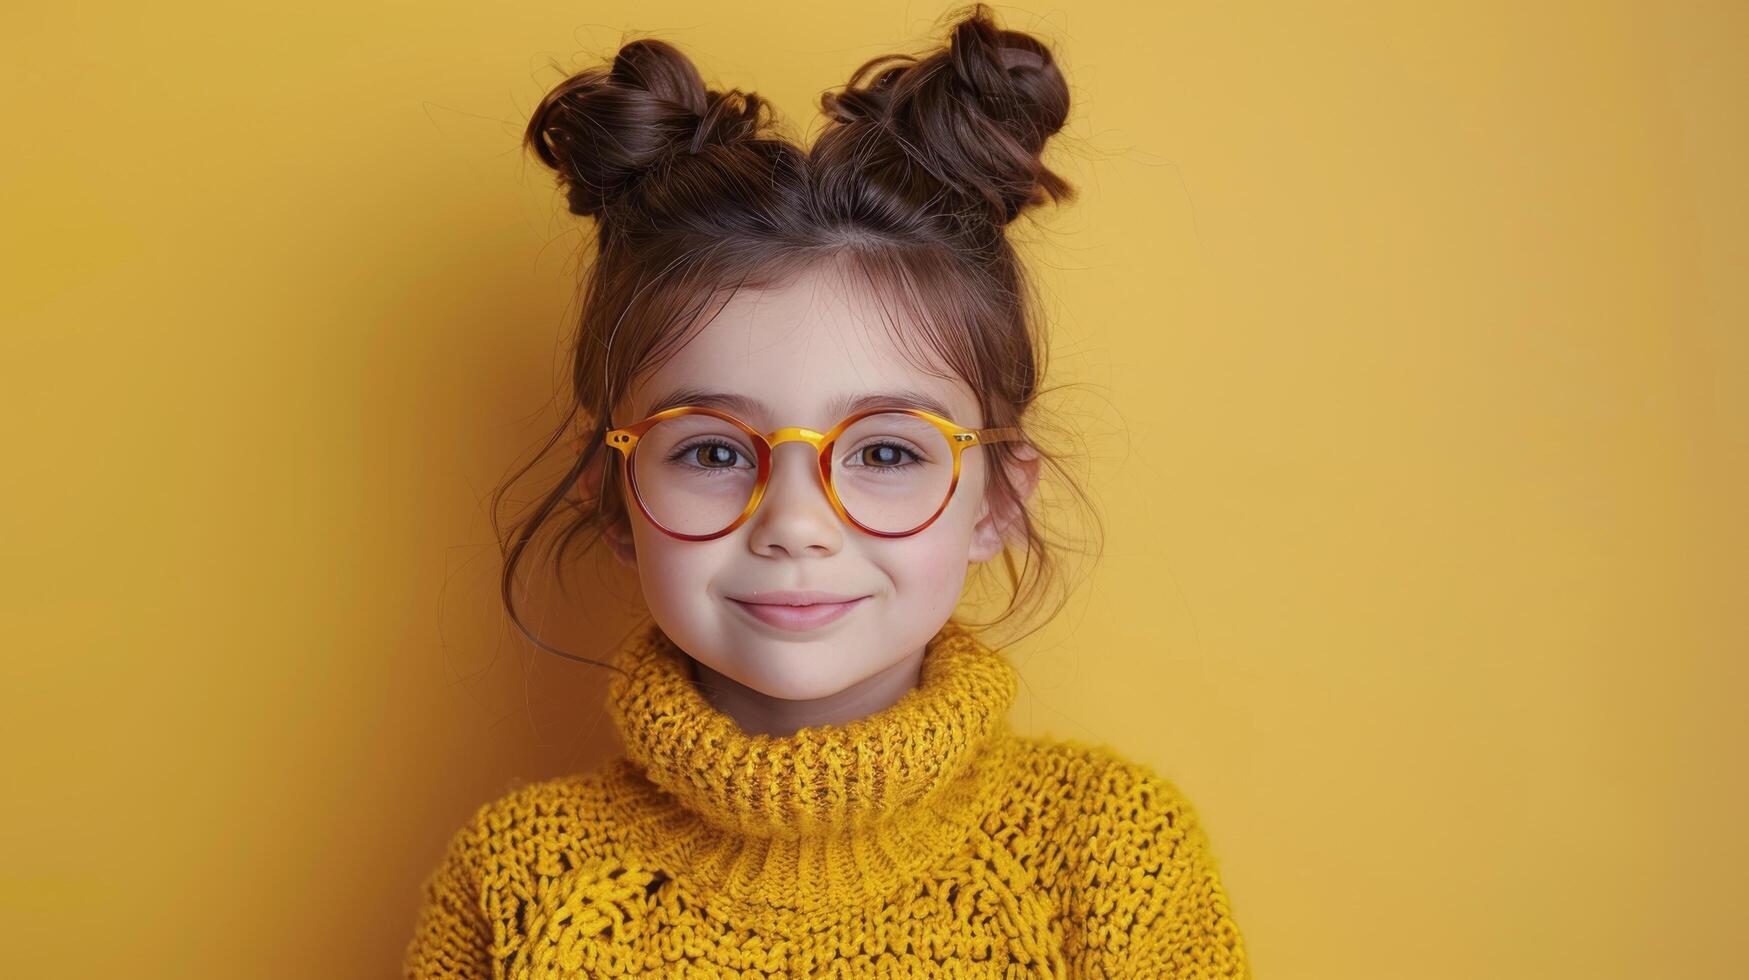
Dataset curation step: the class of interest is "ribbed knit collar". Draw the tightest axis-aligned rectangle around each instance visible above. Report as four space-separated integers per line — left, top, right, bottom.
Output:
600 615 1019 913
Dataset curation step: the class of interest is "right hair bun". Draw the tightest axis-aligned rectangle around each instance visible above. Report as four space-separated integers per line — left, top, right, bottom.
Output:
818 3 1074 226
524 38 771 218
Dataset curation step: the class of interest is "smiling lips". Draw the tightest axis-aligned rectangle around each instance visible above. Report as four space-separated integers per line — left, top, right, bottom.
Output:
727 590 871 631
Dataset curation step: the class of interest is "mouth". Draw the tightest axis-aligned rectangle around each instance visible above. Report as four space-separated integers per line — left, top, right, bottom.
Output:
726 593 872 632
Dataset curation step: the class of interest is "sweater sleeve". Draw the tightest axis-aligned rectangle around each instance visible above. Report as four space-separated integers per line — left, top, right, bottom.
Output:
1063 763 1250 979
403 807 496 980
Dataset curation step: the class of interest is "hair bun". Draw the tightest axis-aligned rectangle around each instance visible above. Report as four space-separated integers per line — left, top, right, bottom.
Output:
818 3 1073 226
525 38 769 218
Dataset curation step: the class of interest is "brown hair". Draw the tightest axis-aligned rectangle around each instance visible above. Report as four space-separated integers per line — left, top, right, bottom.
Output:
494 3 1102 671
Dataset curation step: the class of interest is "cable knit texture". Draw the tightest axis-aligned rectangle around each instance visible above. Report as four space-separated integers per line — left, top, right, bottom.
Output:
404 618 1249 978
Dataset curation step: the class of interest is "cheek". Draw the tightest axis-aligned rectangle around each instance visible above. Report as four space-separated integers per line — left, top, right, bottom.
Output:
629 524 714 608
879 507 979 606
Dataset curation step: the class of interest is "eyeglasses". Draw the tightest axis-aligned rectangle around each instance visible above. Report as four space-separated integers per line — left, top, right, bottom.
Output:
603 405 1024 540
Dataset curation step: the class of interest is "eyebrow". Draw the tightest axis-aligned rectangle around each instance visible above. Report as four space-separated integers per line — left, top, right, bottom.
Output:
640 385 961 424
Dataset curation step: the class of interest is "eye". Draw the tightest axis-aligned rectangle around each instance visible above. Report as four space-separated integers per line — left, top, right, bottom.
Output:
668 438 750 470
850 441 922 469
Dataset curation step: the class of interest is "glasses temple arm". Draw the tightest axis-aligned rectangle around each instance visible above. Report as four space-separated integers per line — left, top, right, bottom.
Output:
974 426 1027 445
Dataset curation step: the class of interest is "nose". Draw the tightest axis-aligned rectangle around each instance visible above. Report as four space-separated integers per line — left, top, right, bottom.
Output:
745 441 844 558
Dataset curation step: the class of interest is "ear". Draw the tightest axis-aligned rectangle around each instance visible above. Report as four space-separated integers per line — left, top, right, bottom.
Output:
968 442 1042 563
575 436 637 568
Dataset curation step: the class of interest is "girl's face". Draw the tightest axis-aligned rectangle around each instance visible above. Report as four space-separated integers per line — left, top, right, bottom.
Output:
601 263 1031 703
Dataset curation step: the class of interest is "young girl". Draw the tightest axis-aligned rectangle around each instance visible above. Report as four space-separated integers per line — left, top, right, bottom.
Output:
405 6 1249 977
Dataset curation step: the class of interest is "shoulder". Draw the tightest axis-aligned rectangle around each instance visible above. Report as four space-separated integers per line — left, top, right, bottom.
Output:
997 734 1250 975
1000 733 1211 830
405 770 649 976
990 733 1232 887
425 769 623 881
471 769 612 825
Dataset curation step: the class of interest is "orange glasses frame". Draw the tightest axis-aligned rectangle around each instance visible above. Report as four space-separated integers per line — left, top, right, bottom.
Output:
603 405 1025 541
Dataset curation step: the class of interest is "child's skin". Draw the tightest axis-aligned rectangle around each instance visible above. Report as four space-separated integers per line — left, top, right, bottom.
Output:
590 262 1040 737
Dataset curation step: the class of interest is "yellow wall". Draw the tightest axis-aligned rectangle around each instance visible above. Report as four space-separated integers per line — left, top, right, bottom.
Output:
4 2 1743 976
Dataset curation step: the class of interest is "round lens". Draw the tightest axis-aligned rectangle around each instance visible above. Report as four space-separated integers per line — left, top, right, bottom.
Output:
829 412 956 534
630 413 760 536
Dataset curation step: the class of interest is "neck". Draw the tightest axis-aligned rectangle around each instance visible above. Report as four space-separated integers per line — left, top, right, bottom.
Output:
687 645 928 737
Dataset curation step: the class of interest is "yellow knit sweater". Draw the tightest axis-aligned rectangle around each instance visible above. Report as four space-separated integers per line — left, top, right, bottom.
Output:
404 618 1249 978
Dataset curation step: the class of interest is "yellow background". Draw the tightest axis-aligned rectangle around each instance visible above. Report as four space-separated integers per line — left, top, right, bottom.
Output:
3 1 1743 976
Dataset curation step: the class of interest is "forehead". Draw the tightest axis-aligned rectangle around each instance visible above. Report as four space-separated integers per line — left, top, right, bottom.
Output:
624 266 978 427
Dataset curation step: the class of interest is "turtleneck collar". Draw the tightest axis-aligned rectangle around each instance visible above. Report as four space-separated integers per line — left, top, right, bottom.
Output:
600 615 1020 913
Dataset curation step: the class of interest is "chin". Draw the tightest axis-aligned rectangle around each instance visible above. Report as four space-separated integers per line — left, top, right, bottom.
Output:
756 682 841 704
735 662 858 703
